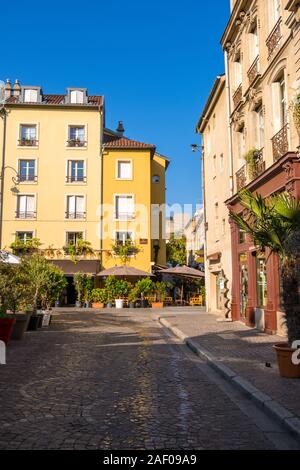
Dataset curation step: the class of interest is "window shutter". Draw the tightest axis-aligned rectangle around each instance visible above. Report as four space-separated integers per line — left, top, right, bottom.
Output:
27 196 35 213
68 196 75 214
272 82 282 133
76 196 85 213
19 195 26 213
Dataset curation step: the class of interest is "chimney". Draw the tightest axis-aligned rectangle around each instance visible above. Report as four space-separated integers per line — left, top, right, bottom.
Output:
4 79 11 100
12 79 21 97
116 121 125 136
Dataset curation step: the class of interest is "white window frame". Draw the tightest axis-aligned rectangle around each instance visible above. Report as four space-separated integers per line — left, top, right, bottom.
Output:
65 231 85 245
113 230 135 244
66 159 86 184
24 89 38 103
15 231 34 242
116 159 133 180
114 194 135 221
66 124 88 149
17 158 37 183
16 193 36 219
18 123 39 148
65 194 86 220
70 90 84 104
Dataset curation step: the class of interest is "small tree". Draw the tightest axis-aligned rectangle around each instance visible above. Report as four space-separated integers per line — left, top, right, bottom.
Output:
40 265 67 309
134 277 153 299
21 254 53 311
0 263 29 313
73 272 87 304
152 281 171 302
166 236 187 266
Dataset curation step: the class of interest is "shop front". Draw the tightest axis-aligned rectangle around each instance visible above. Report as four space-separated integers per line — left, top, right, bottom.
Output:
226 152 300 334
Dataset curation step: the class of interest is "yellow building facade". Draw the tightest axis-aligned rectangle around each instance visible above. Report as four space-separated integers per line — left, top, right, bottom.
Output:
0 81 169 302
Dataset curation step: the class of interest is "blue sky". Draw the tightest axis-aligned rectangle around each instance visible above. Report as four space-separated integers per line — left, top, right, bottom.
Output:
1 0 229 210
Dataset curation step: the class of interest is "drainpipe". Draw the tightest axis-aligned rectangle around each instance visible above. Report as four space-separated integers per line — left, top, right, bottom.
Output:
0 106 7 249
225 50 234 196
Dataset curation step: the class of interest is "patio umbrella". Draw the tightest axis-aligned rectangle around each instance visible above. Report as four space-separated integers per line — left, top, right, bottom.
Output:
97 265 155 278
0 250 21 265
160 265 204 303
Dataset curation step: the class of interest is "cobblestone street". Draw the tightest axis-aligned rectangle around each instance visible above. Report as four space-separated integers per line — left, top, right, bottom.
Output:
0 310 298 450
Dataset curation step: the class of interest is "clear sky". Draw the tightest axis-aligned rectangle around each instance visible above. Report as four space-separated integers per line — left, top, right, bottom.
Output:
1 0 229 211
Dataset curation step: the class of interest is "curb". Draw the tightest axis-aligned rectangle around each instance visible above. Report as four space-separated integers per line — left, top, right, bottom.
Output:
159 316 300 440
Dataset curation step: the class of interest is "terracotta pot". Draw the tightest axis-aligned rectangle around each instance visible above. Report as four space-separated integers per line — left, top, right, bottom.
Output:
274 343 300 378
27 314 43 331
92 302 104 309
11 313 32 340
0 317 16 345
151 302 164 309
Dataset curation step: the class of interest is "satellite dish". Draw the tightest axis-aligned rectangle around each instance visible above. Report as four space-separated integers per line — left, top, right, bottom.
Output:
0 80 5 104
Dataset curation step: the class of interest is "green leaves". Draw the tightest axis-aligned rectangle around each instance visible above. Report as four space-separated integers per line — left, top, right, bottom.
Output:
166 236 187 266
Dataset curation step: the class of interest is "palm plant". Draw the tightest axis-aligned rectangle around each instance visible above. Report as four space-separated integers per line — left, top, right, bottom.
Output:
230 189 300 345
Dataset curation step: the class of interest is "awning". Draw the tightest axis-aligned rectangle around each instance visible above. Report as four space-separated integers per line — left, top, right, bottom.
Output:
97 265 154 278
160 265 205 278
50 260 100 275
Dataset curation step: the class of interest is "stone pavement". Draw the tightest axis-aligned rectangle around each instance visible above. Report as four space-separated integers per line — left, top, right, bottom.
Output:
157 309 300 433
1 308 298 450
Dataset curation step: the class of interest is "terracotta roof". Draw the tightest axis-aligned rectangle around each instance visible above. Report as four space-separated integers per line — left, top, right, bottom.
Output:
5 94 103 106
103 134 155 150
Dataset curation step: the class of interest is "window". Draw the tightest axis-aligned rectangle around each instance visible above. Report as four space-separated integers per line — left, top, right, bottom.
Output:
255 106 264 149
115 195 134 220
66 195 85 219
115 231 134 245
68 126 86 147
16 232 33 243
24 89 38 103
117 160 132 180
249 23 259 65
237 126 246 160
233 53 242 89
256 254 268 307
16 195 35 219
70 90 84 104
66 232 83 245
67 160 85 183
269 0 281 28
152 175 160 183
18 160 36 182
238 227 246 244
19 125 37 146
272 72 287 133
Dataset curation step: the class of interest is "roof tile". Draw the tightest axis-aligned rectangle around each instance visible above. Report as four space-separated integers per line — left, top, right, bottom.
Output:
103 134 155 149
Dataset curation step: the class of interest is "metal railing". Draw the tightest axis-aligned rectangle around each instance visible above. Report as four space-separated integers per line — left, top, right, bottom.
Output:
272 124 289 162
18 175 37 183
247 56 260 85
18 138 38 147
65 176 86 183
15 211 36 219
266 18 282 59
67 139 87 148
236 166 247 191
114 212 135 220
65 211 86 219
232 84 243 109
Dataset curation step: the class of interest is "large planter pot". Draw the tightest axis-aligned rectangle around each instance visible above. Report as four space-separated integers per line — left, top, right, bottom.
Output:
140 299 149 308
115 299 124 309
274 343 300 378
106 302 113 309
151 302 164 309
92 302 104 309
128 301 136 309
75 301 82 308
27 314 43 331
0 317 16 345
42 311 52 327
11 313 32 340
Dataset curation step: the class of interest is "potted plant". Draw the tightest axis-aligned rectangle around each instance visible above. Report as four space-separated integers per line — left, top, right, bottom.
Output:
151 281 170 309
91 288 107 309
10 237 41 256
0 308 16 345
230 190 300 378
135 278 153 308
111 240 141 266
83 275 94 308
0 262 32 340
114 280 131 309
40 264 67 326
73 272 86 308
128 287 139 309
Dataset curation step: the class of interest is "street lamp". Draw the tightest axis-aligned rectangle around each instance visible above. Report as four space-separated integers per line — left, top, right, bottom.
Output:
191 143 202 153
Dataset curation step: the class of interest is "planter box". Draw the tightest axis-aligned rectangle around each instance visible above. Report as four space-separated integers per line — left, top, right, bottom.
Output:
255 308 265 331
274 343 300 378
151 302 164 309
42 312 52 327
0 317 16 345
92 303 104 309
27 314 43 331
115 299 124 309
11 313 31 340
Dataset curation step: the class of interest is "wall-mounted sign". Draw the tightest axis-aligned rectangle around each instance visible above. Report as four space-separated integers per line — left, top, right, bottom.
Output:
140 239 148 245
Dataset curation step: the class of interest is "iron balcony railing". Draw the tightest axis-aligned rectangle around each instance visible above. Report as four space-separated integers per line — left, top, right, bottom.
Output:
65 176 87 183
67 139 87 148
266 18 282 60
65 211 86 219
15 211 36 219
232 84 243 109
247 56 260 85
236 166 247 191
114 212 135 220
18 175 38 183
18 138 38 147
272 124 289 162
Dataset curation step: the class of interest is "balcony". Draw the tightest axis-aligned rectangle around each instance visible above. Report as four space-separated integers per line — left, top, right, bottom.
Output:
232 85 242 109
250 149 266 179
67 139 87 148
65 176 86 183
266 19 282 60
272 124 289 162
65 212 86 220
114 212 135 221
247 56 260 85
15 211 36 219
236 166 247 191
18 138 38 147
18 175 37 183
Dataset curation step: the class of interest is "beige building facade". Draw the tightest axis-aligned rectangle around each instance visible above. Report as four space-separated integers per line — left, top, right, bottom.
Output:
197 76 232 316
